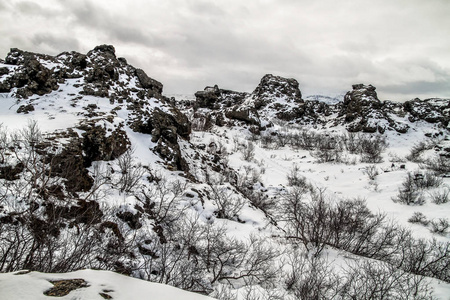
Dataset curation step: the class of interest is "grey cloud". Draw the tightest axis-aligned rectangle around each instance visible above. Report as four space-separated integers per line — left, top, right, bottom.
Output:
188 1 226 16
1 0 449 99
15 1 44 14
31 33 81 53
381 80 450 97
13 1 63 18
64 1 161 47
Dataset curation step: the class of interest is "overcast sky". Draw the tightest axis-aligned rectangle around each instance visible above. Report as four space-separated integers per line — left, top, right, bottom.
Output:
1 0 449 101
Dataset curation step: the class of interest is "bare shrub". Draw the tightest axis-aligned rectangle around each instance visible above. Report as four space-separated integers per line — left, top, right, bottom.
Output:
260 132 275 149
408 212 429 226
310 134 342 163
276 131 290 148
430 218 449 235
241 141 255 161
284 252 340 299
134 177 189 225
393 171 443 206
114 149 142 193
341 260 434 300
424 155 450 175
282 250 435 300
430 188 450 204
138 218 278 294
280 187 332 256
360 134 388 163
362 164 379 181
412 171 443 189
298 130 319 150
407 141 433 162
392 173 425 205
343 132 361 154
209 184 244 220
0 123 9 164
395 238 450 282
286 164 310 189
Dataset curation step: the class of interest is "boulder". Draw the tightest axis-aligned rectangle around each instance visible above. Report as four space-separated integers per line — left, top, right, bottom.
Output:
135 69 163 94
225 106 260 125
194 85 221 109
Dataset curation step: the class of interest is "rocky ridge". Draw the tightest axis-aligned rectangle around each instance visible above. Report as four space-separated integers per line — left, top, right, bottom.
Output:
189 78 449 134
0 45 192 176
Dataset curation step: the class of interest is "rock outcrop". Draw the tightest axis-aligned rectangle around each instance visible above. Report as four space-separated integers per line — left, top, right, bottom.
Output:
404 98 450 128
251 74 303 109
339 84 409 133
1 48 59 97
192 74 306 127
0 45 191 173
190 79 450 134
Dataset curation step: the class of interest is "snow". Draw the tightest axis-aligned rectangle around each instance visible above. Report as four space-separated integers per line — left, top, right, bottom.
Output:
1 49 449 299
0 270 215 300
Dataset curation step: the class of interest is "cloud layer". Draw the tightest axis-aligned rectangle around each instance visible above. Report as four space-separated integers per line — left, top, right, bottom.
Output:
1 0 449 100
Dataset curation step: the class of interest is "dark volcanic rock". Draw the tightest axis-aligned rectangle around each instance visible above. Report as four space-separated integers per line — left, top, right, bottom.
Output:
0 67 9 76
341 84 381 122
2 50 59 97
194 85 248 110
16 104 35 114
130 105 191 172
404 98 450 127
136 69 163 94
339 84 409 133
193 85 254 127
80 125 130 166
194 85 221 109
193 74 306 126
251 74 303 109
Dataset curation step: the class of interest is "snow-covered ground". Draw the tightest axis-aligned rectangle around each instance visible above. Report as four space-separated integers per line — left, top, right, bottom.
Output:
0 269 214 300
1 48 449 299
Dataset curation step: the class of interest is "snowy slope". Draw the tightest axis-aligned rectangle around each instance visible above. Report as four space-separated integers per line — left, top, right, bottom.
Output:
0 270 214 300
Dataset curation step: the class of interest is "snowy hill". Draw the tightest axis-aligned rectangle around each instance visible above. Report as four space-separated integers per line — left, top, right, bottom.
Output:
1 45 449 299
0 269 214 300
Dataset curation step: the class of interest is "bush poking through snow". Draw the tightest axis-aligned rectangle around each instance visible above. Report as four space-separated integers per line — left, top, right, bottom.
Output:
429 188 450 204
209 185 245 220
359 134 388 163
284 252 340 299
392 173 425 205
424 155 450 176
241 141 255 162
339 260 434 300
393 171 444 205
412 171 443 189
430 218 449 235
282 249 435 300
407 141 434 162
286 164 310 189
343 132 361 154
114 149 145 193
310 134 343 163
408 212 429 226
362 164 380 181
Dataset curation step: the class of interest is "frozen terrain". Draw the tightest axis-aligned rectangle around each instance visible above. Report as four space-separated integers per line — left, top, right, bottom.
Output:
0 46 449 299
